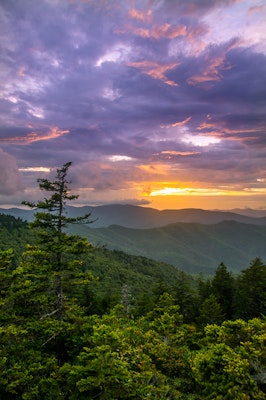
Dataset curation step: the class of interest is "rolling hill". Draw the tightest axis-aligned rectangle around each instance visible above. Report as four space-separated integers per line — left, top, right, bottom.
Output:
1 204 266 228
2 207 266 274
0 213 191 307
69 220 266 274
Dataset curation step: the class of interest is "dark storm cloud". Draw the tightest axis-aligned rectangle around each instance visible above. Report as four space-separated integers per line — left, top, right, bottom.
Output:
0 0 265 205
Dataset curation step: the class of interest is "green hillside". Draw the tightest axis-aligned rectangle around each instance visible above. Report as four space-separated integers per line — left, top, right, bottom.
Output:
2 204 266 227
0 213 35 265
69 221 266 274
0 213 189 310
3 212 266 275
1 184 266 399
1 214 266 399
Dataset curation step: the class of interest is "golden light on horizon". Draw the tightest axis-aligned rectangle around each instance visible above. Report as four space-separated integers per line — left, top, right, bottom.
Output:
141 184 266 211
147 186 266 197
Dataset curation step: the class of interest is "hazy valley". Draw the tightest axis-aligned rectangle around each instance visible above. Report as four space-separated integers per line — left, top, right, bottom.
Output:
2 205 266 274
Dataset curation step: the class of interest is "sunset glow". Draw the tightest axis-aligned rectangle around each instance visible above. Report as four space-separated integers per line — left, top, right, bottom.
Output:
149 187 266 198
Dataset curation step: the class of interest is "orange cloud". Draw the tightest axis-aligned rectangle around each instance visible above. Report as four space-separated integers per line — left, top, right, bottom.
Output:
116 23 186 40
0 127 70 145
187 39 240 86
160 150 200 157
187 55 232 85
127 60 179 86
128 8 152 23
197 120 262 141
161 116 192 128
152 23 186 40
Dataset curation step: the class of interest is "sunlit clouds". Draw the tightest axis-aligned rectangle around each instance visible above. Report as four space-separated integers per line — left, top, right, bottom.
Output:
182 135 220 147
127 60 180 86
161 117 192 128
128 8 152 23
109 155 134 162
18 167 51 172
149 187 266 197
0 0 265 209
0 128 70 145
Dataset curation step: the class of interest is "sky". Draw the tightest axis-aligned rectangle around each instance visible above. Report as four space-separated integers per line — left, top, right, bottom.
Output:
0 0 266 210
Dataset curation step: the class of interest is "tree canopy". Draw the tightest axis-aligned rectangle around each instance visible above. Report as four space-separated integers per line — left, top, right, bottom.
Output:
0 162 265 399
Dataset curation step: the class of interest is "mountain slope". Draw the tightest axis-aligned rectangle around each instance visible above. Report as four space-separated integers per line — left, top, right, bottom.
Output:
69 220 266 274
0 213 188 304
1 205 266 228
0 213 35 264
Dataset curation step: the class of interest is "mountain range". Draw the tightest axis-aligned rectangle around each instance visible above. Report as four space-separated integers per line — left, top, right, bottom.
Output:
2 204 266 274
1 204 266 228
68 220 266 274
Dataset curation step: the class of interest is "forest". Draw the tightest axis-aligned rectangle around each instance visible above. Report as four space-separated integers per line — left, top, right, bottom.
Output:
0 163 265 399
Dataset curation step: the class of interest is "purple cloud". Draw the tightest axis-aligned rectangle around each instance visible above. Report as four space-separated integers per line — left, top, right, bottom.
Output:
0 0 265 208
0 149 23 195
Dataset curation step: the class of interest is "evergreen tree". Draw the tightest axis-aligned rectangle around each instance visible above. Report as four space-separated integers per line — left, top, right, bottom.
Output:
173 270 197 323
211 263 235 319
22 161 93 320
0 163 96 397
234 257 266 320
198 294 225 327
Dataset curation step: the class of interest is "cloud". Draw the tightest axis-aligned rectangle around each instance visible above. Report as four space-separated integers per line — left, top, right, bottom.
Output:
0 127 70 145
247 5 266 15
155 150 201 159
161 117 192 128
118 23 187 40
0 0 265 208
0 149 23 195
128 8 152 23
127 60 180 86
187 38 240 86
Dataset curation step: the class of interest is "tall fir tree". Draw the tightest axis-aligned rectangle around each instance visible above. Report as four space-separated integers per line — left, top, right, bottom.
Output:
234 257 266 320
22 161 94 320
211 263 235 319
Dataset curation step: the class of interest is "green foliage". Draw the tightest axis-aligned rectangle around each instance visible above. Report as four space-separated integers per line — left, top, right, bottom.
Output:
192 318 266 399
211 262 235 319
234 257 266 320
197 294 225 327
71 220 266 274
0 163 266 398
172 270 198 323
0 214 34 265
60 307 178 399
21 162 94 320
81 247 187 314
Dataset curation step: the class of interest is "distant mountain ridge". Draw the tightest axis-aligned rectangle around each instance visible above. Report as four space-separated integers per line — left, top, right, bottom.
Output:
1 204 266 228
69 220 266 274
2 206 266 274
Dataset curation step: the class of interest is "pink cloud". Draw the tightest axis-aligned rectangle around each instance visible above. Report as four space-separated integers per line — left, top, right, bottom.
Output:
127 60 179 86
17 67 27 77
116 23 186 40
159 150 200 158
161 116 192 128
128 8 152 23
187 39 241 86
197 120 263 141
0 127 70 145
187 55 231 85
247 5 266 14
